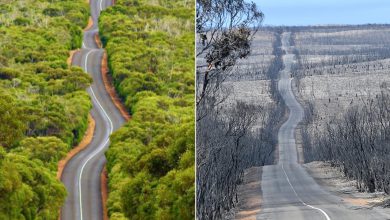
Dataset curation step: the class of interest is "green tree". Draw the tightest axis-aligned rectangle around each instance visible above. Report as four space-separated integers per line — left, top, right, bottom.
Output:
0 93 26 148
16 136 68 171
0 0 91 218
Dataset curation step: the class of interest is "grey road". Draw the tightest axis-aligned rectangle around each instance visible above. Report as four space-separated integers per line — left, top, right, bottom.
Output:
256 32 390 220
61 0 126 220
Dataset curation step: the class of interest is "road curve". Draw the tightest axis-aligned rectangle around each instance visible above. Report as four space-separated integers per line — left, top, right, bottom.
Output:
61 1 126 220
257 32 390 220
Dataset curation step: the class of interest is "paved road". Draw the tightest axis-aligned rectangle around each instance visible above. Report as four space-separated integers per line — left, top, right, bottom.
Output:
257 32 390 220
61 1 126 220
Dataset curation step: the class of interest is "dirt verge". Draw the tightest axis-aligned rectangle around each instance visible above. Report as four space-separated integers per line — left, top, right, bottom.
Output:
101 51 131 121
67 50 79 67
84 17 94 31
304 161 388 207
95 33 103 48
101 166 109 220
229 167 262 220
57 114 96 180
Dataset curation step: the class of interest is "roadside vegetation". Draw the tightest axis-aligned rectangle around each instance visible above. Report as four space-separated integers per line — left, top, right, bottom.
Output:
196 28 287 219
98 0 195 219
305 93 390 193
0 0 91 219
291 25 390 196
195 1 290 219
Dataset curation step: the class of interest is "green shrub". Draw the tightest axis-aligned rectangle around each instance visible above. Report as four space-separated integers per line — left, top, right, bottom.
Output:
13 17 31 26
0 0 91 219
101 0 195 218
43 7 62 17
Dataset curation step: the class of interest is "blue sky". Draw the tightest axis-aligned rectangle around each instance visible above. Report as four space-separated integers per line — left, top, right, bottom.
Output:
253 0 390 26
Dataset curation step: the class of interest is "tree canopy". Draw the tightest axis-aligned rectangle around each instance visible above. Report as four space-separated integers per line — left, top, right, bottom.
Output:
0 0 91 218
99 0 195 219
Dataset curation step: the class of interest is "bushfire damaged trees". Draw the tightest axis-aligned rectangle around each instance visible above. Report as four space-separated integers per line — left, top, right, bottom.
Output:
195 0 278 219
304 93 390 194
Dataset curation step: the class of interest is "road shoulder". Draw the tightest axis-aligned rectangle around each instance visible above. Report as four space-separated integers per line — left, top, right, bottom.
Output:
57 114 96 180
227 167 263 220
304 161 390 208
100 51 131 121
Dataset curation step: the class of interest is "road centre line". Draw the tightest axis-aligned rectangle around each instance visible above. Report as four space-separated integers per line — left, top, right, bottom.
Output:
78 48 114 220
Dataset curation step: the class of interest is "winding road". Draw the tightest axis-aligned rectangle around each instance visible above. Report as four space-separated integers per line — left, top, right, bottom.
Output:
61 1 126 220
256 32 390 220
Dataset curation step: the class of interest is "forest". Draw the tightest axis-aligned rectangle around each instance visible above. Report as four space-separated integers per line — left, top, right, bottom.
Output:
98 0 195 219
0 0 91 219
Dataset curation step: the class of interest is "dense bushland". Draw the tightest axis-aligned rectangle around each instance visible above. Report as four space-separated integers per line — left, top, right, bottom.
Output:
98 0 195 219
0 0 91 219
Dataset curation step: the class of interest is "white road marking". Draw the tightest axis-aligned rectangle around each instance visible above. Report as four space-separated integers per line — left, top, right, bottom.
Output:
278 32 330 220
281 164 331 220
77 1 114 219
99 0 103 11
79 49 114 220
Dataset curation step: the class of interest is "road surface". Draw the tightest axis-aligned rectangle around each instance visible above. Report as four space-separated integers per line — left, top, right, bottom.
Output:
61 1 126 220
256 32 390 220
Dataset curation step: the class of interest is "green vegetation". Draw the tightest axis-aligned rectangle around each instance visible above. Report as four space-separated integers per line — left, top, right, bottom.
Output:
0 0 91 219
99 0 195 219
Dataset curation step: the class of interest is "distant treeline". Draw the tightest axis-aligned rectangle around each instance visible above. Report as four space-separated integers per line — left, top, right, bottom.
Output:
0 0 91 219
98 0 195 219
262 24 390 32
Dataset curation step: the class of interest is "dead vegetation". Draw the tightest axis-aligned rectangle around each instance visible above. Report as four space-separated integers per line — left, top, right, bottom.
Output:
290 25 390 197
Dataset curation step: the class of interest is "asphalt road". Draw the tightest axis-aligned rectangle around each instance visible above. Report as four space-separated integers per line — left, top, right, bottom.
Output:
61 1 126 220
256 32 390 220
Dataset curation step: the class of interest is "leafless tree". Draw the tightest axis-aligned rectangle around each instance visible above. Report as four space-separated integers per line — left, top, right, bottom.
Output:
304 92 390 193
196 100 280 219
196 31 287 218
196 0 263 120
